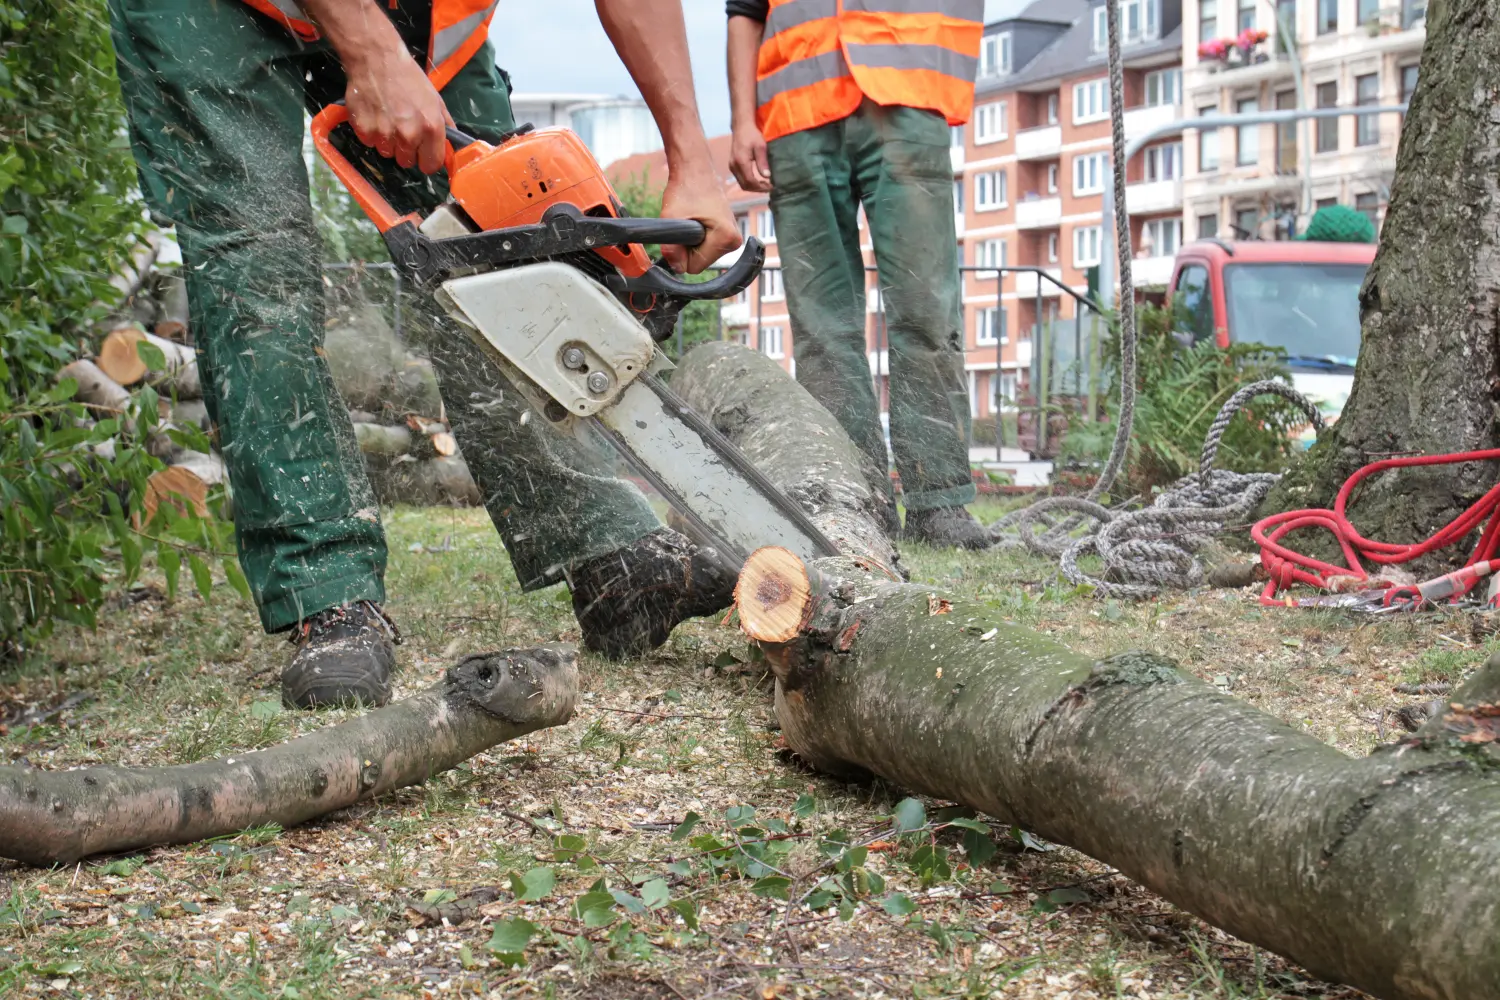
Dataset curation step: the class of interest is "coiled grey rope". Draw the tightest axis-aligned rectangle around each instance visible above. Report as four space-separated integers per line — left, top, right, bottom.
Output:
997 380 1325 598
987 0 1136 555
985 0 1324 597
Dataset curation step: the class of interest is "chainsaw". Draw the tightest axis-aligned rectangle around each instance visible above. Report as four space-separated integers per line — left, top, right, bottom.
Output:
310 105 838 569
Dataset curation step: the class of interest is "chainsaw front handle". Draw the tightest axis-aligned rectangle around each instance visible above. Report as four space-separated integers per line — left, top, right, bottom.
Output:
310 103 458 233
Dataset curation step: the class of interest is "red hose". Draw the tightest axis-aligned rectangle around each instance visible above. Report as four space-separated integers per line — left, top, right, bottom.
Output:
1252 448 1500 605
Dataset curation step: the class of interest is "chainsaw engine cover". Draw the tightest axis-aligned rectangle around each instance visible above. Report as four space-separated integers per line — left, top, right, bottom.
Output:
436 262 655 418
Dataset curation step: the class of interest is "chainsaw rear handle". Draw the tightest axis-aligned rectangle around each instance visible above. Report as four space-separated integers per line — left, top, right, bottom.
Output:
619 236 765 302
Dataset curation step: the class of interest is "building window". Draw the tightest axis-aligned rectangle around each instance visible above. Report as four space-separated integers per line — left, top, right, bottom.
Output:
1400 64 1419 106
1238 0 1256 30
952 180 964 214
1404 0 1427 27
1145 142 1183 181
1097 0 1160 46
975 102 1008 143
1073 152 1107 195
951 125 964 148
1355 191 1379 225
1358 0 1380 23
975 170 1008 210
760 268 783 300
1236 96 1259 165
1197 212 1219 239
1317 0 1337 33
1199 105 1220 170
1047 232 1059 263
1316 196 1338 210
736 215 749 239
980 32 1012 77
1144 68 1181 107
1073 225 1102 267
1235 206 1259 238
975 238 1007 272
1073 79 1109 124
1316 81 1338 152
1275 89 1298 172
1046 93 1060 124
1275 0 1297 39
1356 73 1380 146
1046 162 1059 193
1199 0 1218 44
1142 217 1182 257
757 211 776 241
761 325 785 359
976 307 1006 345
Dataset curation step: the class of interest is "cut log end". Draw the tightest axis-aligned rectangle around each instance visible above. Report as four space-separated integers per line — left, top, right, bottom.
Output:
97 326 149 386
735 546 812 643
143 452 226 521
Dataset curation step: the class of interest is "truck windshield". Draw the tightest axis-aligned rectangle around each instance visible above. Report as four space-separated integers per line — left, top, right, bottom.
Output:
1223 262 1365 369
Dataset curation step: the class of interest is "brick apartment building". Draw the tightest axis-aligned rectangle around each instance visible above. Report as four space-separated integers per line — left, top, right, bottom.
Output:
603 0 1423 428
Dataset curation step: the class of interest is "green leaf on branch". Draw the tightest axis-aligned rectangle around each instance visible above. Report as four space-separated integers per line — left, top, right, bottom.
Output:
881 892 916 917
135 338 166 372
187 553 212 601
509 867 555 902
792 793 817 819
750 876 791 900
640 878 670 910
893 798 926 832
486 917 538 965
574 890 617 928
670 812 700 841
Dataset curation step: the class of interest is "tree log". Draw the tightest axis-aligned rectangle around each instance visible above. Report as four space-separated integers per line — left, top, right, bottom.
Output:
1261 0 1500 570
58 359 131 418
152 269 190 341
323 310 443 419
676 343 1500 1000
96 327 201 399
352 421 416 459
143 450 226 521
0 646 577 866
368 455 481 507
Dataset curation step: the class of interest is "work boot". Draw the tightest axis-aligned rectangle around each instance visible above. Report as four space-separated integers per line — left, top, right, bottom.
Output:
567 528 736 660
903 505 992 550
282 601 399 709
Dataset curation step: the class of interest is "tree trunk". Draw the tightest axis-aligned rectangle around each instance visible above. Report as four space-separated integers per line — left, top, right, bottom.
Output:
675 343 1500 1000
0 646 576 866
1263 0 1500 566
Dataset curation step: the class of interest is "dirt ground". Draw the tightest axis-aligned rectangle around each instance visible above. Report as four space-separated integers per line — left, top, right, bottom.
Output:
0 501 1489 999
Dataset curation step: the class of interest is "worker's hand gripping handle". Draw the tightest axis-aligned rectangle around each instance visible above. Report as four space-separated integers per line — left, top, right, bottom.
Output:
309 103 457 233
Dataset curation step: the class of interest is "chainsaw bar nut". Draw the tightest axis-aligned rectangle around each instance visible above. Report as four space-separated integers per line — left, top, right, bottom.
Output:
586 371 611 395
562 347 586 370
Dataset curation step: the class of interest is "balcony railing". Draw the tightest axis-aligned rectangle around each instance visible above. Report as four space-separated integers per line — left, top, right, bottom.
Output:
1125 178 1183 214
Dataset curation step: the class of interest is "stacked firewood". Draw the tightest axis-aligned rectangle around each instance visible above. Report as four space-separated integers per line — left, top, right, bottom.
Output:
58 246 480 517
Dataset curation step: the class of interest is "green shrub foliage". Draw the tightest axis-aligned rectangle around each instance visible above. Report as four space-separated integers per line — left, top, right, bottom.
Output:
0 0 240 651
1061 302 1302 492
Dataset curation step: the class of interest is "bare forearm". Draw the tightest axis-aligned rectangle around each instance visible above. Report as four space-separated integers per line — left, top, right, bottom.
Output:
300 0 406 74
596 0 713 174
727 16 764 131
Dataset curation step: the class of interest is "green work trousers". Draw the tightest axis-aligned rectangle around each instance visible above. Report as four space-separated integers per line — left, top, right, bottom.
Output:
107 0 661 632
766 101 974 512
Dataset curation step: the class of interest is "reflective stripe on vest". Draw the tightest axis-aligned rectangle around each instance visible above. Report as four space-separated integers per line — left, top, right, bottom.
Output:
428 0 499 89
755 0 981 141
842 0 983 16
237 0 496 90
240 0 318 42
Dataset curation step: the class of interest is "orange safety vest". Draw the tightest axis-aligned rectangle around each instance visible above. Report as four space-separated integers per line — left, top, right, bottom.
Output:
240 0 498 91
756 0 983 142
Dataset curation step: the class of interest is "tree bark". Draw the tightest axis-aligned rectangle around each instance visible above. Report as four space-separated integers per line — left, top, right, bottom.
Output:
675 343 1500 1000
0 646 576 866
58 359 130 418
1263 0 1500 567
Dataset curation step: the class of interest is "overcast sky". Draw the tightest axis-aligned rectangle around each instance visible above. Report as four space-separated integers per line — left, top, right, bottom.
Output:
488 0 1030 137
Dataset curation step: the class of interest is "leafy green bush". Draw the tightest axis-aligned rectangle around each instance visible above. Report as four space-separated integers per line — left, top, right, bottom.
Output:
1 0 239 651
1060 302 1302 492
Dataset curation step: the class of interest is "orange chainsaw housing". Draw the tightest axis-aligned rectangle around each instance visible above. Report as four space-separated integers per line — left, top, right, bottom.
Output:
447 127 651 278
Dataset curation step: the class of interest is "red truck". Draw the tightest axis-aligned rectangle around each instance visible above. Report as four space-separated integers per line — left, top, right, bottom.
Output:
1167 238 1376 443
